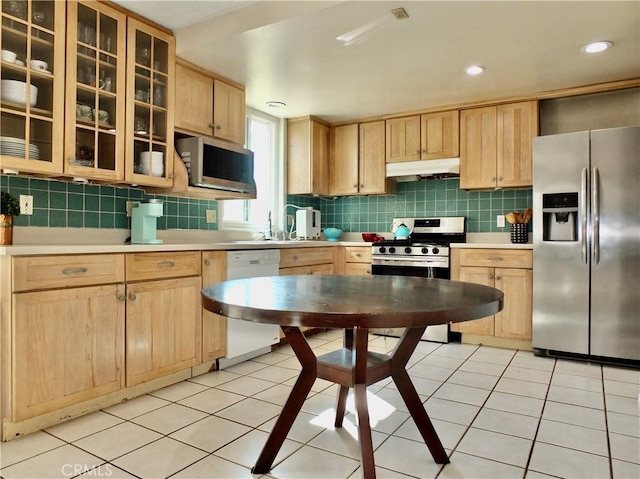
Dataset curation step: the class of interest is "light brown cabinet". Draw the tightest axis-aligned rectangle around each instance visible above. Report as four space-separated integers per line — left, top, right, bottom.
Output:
11 254 125 421
421 110 459 160
125 18 175 187
125 252 202 387
342 246 372 275
331 121 393 196
279 247 335 275
201 251 227 361
213 79 245 144
450 248 532 341
386 115 421 163
174 59 246 145
386 111 459 164
287 116 330 195
460 101 538 189
0 0 65 175
64 1 127 181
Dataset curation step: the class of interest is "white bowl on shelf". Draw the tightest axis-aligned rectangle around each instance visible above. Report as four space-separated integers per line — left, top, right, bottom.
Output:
30 59 48 71
1 49 17 63
0 80 38 106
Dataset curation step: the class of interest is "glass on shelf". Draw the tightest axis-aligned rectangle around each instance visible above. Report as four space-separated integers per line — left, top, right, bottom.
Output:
99 13 117 54
4 1 27 21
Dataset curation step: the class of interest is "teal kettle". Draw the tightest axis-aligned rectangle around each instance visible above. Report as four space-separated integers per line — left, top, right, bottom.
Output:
394 223 411 239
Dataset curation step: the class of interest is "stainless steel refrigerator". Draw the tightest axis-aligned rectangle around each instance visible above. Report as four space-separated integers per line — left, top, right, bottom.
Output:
532 126 640 363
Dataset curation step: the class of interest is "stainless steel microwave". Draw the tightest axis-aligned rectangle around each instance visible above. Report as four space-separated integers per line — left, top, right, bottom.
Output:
176 137 256 194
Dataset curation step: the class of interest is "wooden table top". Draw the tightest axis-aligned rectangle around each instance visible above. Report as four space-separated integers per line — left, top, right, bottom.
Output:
202 275 503 329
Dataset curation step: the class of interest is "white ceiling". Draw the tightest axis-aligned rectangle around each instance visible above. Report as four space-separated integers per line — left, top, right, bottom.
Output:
114 1 640 123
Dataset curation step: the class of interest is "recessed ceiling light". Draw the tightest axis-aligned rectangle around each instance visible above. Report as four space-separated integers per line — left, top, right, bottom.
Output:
582 41 613 54
466 65 485 76
266 101 286 108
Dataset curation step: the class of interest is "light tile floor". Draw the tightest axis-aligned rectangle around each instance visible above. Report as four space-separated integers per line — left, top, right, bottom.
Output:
2 330 639 479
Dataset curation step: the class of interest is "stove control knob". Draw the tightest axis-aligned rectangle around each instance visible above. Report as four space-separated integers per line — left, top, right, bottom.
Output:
379 246 386 253
389 247 396 254
432 247 440 255
421 247 429 254
404 247 412 254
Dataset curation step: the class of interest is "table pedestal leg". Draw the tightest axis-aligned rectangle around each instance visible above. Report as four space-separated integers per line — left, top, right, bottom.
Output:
391 327 450 464
353 328 376 478
251 326 316 474
335 329 353 427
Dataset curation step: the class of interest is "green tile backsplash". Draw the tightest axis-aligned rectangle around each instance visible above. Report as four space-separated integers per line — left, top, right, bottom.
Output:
0 175 219 231
289 179 533 234
2 175 531 234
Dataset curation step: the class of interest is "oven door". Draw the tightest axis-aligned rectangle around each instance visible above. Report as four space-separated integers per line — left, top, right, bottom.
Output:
371 257 450 279
370 258 450 342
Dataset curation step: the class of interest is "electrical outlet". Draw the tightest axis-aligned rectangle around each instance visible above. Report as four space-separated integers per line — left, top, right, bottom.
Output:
497 214 505 227
206 209 217 223
20 194 33 215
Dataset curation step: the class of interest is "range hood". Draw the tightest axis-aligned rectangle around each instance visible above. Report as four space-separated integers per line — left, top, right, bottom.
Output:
386 158 460 181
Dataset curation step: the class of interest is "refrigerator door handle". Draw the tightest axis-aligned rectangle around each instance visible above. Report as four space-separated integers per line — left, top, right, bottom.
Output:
581 167 588 264
592 167 600 264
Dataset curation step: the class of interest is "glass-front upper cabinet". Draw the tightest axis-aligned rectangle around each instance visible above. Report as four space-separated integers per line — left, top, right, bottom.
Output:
0 0 65 174
125 18 174 187
65 1 126 182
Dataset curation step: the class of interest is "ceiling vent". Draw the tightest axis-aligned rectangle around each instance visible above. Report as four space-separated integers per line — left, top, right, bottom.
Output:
391 7 409 20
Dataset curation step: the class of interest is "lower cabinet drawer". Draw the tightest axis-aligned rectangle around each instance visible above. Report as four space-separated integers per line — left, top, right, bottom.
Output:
13 254 125 292
344 246 372 263
457 248 532 269
279 263 334 275
126 251 201 281
279 247 334 268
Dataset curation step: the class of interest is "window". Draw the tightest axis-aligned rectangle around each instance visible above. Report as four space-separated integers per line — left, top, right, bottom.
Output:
221 108 284 233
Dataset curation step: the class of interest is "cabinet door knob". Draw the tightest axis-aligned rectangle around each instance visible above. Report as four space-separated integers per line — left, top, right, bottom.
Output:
216 125 222 130
293 255 298 261
209 123 216 129
118 295 126 302
129 293 137 301
204 259 211 266
488 274 494 280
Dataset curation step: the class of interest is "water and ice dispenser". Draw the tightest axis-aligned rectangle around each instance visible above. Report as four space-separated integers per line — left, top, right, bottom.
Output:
542 192 578 241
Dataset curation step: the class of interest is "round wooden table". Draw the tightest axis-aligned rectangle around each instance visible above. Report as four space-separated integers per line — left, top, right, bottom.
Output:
202 275 503 479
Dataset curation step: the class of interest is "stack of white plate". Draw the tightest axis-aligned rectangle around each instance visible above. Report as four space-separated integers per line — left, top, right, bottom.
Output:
139 151 164 176
1 80 38 106
0 136 40 159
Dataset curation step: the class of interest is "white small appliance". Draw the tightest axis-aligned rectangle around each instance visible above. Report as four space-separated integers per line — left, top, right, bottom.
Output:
296 208 321 239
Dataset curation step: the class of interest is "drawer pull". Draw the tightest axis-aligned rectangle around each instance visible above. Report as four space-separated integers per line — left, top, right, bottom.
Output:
129 293 137 301
204 259 211 266
355 253 362 257
293 255 298 261
486 256 504 261
62 267 88 275
157 261 175 268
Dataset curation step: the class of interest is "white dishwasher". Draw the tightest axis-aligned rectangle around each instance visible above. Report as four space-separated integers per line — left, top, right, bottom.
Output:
217 249 281 369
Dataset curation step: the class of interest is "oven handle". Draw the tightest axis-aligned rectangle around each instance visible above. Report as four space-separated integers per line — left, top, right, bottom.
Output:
371 257 449 268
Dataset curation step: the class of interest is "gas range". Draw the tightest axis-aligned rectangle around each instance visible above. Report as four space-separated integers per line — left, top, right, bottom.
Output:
370 216 466 344
372 216 466 265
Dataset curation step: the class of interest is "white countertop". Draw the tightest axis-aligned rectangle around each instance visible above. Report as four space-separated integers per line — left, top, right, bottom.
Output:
450 243 532 250
0 228 531 256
